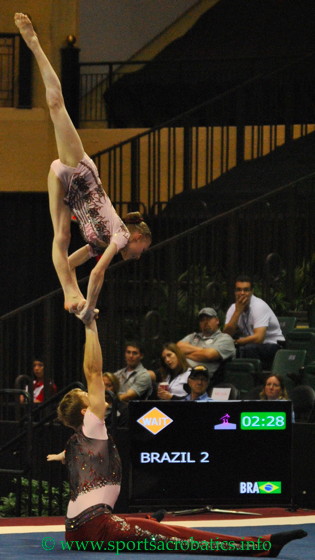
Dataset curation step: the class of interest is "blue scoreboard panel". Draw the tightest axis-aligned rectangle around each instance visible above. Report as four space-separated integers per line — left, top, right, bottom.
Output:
128 400 292 507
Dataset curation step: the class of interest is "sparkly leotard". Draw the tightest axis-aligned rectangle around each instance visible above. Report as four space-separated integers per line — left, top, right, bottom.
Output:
50 154 130 256
65 410 120 518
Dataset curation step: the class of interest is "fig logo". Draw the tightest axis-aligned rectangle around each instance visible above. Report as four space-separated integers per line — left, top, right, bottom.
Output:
137 407 173 435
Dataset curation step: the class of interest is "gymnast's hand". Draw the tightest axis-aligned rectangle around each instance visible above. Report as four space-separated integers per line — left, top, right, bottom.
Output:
47 451 65 463
74 304 99 325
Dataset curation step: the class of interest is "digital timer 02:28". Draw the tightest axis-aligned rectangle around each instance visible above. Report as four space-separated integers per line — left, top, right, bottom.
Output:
240 412 286 430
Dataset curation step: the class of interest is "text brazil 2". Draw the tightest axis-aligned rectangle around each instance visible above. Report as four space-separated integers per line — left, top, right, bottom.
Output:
140 451 210 463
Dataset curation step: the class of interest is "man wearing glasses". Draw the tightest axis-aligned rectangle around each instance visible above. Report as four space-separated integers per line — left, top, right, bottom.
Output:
224 275 284 369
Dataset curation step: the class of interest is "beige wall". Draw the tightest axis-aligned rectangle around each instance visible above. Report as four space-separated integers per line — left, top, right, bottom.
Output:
79 128 148 157
0 106 147 191
1 2 315 195
0 109 52 191
1 103 315 193
1 0 77 190
3 0 78 107
1 1 146 191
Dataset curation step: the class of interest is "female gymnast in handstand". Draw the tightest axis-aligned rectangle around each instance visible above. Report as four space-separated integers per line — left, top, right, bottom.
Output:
46 317 306 556
15 13 151 324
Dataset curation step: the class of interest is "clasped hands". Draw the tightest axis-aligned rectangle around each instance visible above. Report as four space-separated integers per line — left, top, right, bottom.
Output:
69 303 99 325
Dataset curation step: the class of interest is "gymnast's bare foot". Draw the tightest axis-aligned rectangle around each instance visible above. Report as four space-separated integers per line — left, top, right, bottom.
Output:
14 13 38 50
64 295 86 314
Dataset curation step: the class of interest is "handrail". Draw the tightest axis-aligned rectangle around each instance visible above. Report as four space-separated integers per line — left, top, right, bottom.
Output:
81 55 307 66
80 50 315 213
0 32 32 108
85 51 315 140
0 382 85 459
14 374 33 402
32 381 86 426
2 167 315 321
0 380 86 523
1 167 315 387
0 388 33 474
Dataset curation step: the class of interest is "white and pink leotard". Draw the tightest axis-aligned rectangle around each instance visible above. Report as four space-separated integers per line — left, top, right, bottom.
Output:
50 154 130 256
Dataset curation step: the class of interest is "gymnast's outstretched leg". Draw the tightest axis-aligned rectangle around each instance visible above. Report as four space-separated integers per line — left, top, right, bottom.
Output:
65 511 307 557
15 12 86 312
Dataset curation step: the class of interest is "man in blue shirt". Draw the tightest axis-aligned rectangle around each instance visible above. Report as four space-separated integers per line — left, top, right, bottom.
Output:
184 365 213 401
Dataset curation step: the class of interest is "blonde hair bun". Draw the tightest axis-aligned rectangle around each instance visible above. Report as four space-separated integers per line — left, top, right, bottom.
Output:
123 211 144 225
123 211 152 239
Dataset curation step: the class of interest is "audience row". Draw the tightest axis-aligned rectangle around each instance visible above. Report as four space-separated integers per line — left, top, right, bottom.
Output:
18 274 315 424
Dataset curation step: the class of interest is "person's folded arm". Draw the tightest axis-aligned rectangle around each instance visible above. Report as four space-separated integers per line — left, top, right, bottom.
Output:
177 341 197 355
185 347 221 362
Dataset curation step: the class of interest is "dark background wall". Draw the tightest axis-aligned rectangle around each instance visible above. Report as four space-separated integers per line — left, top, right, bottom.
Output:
0 193 93 316
2 0 315 315
105 0 315 127
78 0 200 62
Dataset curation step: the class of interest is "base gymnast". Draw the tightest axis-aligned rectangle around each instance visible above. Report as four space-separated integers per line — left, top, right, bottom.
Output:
15 13 151 324
47 318 306 556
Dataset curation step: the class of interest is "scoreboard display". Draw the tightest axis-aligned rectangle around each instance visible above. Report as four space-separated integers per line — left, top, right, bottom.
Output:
128 400 292 508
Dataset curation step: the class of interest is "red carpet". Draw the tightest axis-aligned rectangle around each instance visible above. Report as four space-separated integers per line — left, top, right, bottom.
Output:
1 506 314 526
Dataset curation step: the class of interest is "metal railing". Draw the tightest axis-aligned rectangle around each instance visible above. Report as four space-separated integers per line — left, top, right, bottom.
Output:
1 172 315 516
1 171 315 391
0 383 84 517
0 382 131 517
8 45 315 216
78 55 315 127
0 34 18 106
0 32 32 108
79 56 265 125
85 52 315 215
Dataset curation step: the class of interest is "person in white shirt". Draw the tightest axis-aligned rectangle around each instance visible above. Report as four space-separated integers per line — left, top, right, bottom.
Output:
224 276 284 370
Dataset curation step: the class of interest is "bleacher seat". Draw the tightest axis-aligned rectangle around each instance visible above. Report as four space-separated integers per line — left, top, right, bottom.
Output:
290 385 315 422
277 316 297 338
301 363 315 391
271 349 307 393
223 360 257 397
285 330 315 365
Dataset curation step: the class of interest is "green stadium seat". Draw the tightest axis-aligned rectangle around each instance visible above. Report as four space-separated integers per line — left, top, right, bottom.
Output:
224 360 257 397
277 316 297 337
271 349 307 393
285 331 315 365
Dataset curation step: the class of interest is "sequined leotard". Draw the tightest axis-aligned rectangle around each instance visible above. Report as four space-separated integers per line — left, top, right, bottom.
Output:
51 154 130 257
65 410 121 518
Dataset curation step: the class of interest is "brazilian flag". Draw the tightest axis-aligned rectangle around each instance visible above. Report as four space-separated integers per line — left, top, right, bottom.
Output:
258 481 282 494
